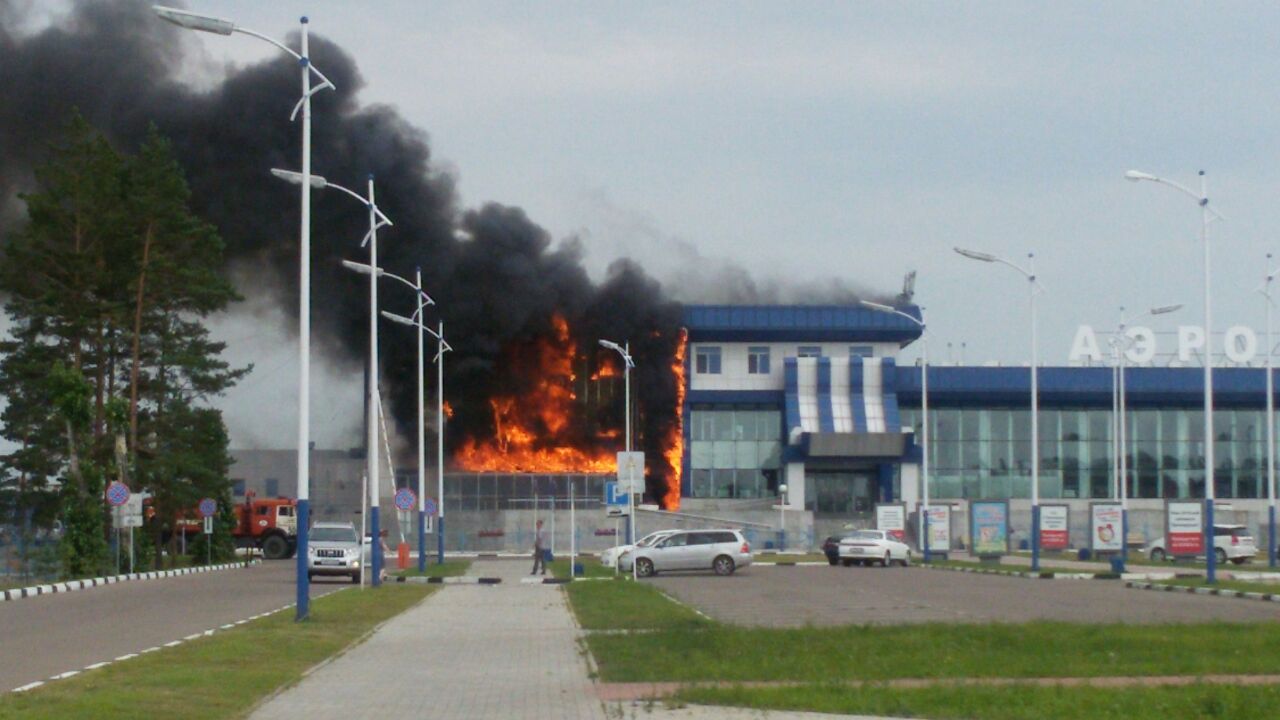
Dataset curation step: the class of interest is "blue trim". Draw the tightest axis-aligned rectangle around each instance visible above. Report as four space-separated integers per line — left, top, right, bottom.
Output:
894 365 1280 408
850 358 867 433
684 305 923 345
817 359 835 432
687 390 787 405
881 358 901 431
295 499 310 620
877 463 895 502
784 359 801 439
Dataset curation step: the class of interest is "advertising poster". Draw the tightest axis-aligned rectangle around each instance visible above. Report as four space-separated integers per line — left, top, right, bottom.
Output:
970 500 1009 556
921 505 951 553
1039 504 1070 550
1166 500 1205 557
876 503 907 542
1090 502 1124 553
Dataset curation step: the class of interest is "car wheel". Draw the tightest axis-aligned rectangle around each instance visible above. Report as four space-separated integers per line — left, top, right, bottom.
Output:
713 555 736 576
1214 548 1228 565
901 551 911 567
636 558 655 578
351 573 360 584
841 558 854 567
307 572 315 581
1150 548 1166 562
1232 557 1248 565
882 552 891 567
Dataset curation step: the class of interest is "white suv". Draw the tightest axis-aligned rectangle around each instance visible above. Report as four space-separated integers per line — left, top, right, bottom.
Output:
620 529 752 577
307 522 363 583
1145 524 1258 565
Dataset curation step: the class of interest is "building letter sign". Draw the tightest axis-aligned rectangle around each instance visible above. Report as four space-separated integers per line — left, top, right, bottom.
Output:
1068 325 1260 365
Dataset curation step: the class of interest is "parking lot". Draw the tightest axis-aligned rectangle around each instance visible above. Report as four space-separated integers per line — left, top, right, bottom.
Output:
647 565 1280 626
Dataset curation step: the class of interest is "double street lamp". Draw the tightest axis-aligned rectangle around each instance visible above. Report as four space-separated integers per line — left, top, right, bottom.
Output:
276 171 393 586
1110 304 1182 573
155 5 336 620
383 296 451 571
955 248 1043 570
861 301 932 561
1125 170 1223 583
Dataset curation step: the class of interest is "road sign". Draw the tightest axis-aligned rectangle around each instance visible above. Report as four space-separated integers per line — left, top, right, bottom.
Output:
424 498 438 516
394 487 417 511
106 481 130 507
616 452 644 494
112 508 143 528
605 481 630 517
198 498 217 518
202 516 213 535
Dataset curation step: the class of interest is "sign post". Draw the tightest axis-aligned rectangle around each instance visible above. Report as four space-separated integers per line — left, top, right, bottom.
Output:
394 488 417 570
875 502 907 543
616 452 644 580
970 500 1009 560
107 482 129 574
1166 499 1206 559
1090 502 1124 555
199 498 217 567
1039 504 1070 551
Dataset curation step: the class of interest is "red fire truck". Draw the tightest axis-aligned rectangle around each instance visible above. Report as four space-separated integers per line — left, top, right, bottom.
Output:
174 492 298 559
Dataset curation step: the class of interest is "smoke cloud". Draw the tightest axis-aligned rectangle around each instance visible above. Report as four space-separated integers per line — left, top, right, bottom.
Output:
1 1 887 505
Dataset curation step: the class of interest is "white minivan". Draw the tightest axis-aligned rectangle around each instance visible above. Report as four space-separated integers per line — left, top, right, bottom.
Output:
1144 524 1258 564
620 529 752 577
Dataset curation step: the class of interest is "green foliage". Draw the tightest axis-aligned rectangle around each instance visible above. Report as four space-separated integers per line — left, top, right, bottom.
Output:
0 113 247 579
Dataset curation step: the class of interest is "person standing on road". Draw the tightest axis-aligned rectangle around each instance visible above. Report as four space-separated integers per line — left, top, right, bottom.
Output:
531 519 548 575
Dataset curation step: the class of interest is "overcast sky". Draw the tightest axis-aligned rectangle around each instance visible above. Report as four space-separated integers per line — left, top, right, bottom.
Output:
16 2 1280 449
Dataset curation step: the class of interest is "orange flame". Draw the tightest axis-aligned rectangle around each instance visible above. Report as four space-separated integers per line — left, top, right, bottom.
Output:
663 329 688 510
452 314 616 474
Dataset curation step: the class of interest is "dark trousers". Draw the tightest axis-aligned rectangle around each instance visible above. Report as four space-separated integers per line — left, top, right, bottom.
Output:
532 548 548 574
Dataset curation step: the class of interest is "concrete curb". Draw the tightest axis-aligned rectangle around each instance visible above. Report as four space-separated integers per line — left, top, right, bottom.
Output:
917 563 1121 581
395 575 503 585
1125 580 1280 603
1 561 262 604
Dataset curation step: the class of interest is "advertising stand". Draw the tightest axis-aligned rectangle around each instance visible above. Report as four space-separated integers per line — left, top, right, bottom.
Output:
970 499 1009 559
1039 504 1070 551
1165 499 1206 558
875 502 907 543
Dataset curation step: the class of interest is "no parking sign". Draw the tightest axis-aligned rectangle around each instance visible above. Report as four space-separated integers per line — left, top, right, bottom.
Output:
394 487 417 512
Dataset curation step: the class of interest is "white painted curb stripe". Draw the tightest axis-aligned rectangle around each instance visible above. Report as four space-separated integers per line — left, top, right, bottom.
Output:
1 561 261 604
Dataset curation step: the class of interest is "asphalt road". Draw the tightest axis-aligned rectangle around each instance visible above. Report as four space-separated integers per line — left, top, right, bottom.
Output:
0 561 346 692
648 565 1280 626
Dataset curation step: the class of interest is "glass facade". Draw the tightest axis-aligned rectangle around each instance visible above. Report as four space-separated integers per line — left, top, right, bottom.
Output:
900 407 1275 501
688 405 782 499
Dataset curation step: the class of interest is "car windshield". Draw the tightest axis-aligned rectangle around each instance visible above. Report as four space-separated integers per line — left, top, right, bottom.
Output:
312 527 357 543
637 532 671 547
849 531 882 541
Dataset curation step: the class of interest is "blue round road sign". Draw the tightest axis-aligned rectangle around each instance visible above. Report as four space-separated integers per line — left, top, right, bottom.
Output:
198 498 217 518
424 498 438 516
106 481 130 507
394 487 416 511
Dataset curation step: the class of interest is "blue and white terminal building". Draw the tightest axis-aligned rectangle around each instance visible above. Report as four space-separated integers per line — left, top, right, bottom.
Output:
680 304 1280 548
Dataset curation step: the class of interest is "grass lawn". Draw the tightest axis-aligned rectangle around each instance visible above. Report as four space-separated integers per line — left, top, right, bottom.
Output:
549 557 619 579
565 577 706 631
0 584 434 719
676 683 1280 720
1151 576 1280 595
394 559 471 578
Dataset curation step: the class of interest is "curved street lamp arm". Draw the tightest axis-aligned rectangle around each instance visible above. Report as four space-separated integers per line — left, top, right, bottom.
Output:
381 270 435 306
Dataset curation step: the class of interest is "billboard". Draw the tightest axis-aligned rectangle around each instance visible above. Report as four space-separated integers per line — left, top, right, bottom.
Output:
1039 504 1070 550
876 503 907 542
1166 500 1205 557
1089 502 1124 553
921 504 951 553
970 500 1009 557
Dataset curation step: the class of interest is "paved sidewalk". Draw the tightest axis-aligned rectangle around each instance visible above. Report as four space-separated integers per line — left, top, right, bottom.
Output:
250 559 905 719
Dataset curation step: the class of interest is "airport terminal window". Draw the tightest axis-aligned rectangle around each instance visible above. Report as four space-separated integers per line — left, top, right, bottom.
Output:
748 346 771 374
797 346 822 358
688 406 782 499
232 479 246 496
265 478 279 497
695 346 722 374
901 405 1276 501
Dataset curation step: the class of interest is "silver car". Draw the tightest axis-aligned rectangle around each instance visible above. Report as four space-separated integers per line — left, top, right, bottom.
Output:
306 522 362 583
620 529 752 577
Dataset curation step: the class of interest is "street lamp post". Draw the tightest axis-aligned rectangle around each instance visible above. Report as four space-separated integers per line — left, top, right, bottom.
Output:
381 308 451 569
955 248 1041 570
281 172 393 586
861 301 931 561
600 339 636 580
157 5 336 620
1113 304 1182 573
1261 257 1280 568
1126 170 1223 583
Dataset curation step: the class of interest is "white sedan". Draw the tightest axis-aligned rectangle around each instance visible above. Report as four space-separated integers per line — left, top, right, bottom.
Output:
599 530 678 568
838 529 912 567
